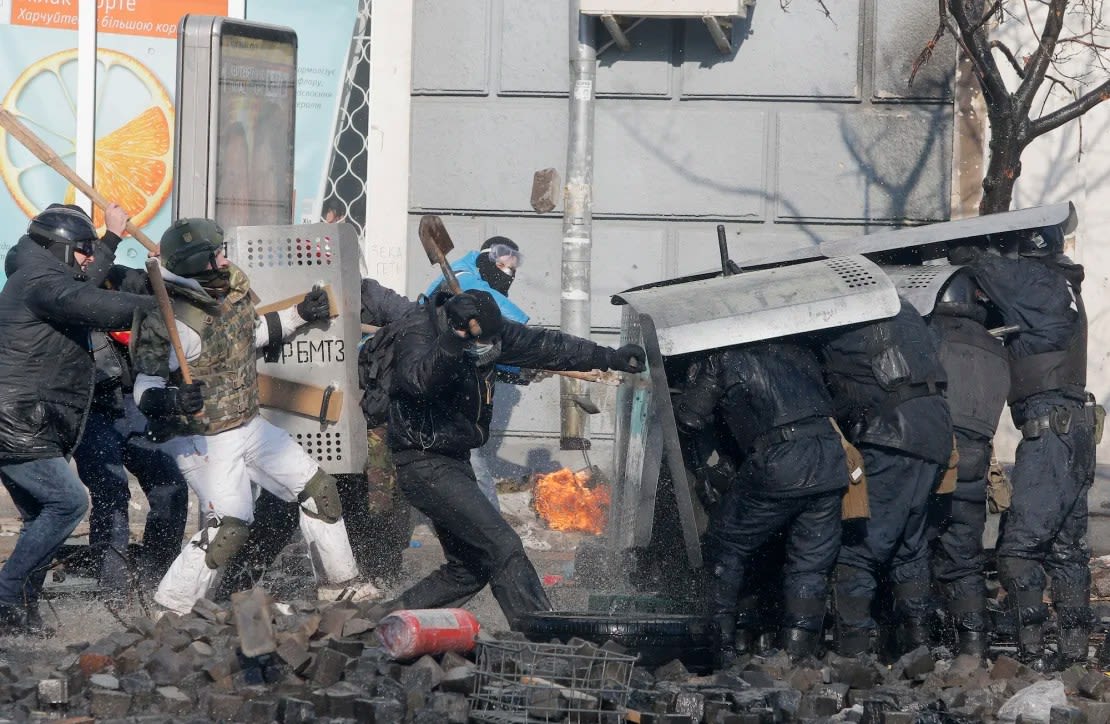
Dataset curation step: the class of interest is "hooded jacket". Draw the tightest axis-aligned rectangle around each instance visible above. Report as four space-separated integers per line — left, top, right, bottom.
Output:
0 237 154 461
424 251 529 324
387 292 607 458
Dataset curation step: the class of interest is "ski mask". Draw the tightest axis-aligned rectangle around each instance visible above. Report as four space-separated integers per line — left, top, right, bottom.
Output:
193 264 232 295
477 236 521 295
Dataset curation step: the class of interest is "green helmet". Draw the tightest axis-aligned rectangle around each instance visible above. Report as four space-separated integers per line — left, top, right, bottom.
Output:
160 218 224 276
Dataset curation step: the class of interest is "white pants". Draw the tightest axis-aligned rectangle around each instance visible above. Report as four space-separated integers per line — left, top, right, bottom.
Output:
154 416 358 613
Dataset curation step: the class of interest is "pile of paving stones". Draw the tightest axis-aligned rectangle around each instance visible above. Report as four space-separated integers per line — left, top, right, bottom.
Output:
3 585 1110 724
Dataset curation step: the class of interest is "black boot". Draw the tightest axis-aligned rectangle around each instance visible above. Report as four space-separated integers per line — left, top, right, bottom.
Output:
956 630 987 658
1058 627 1091 668
713 615 739 670
1016 624 1050 672
756 630 777 655
898 619 930 654
836 625 872 656
782 627 820 661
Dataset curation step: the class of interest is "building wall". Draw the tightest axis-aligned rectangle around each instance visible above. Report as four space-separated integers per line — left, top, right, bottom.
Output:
403 0 957 474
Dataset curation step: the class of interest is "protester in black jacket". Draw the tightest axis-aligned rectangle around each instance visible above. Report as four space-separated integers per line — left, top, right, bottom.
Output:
370 290 644 629
69 224 190 595
0 204 154 632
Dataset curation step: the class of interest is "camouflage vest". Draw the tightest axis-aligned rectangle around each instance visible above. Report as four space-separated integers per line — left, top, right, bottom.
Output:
132 265 259 436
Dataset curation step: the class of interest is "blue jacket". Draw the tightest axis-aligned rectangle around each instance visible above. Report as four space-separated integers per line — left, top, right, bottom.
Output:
424 251 529 324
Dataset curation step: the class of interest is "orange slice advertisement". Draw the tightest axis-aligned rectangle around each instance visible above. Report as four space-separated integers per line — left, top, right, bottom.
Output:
0 48 174 232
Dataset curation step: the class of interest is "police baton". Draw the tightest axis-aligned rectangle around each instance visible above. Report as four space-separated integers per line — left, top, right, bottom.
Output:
144 258 196 390
0 109 158 252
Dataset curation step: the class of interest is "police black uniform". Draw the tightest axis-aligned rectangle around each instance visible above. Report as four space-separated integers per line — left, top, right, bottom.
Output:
925 270 1009 657
821 299 953 656
673 340 848 664
959 228 1097 668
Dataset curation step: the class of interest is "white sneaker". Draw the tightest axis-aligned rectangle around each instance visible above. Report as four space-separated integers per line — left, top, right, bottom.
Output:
317 580 384 603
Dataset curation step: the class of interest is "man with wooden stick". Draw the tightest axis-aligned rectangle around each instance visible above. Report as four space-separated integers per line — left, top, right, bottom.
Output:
366 288 645 630
130 218 379 614
0 203 155 635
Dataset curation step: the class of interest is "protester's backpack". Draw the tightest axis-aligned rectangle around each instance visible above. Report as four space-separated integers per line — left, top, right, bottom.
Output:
358 321 404 428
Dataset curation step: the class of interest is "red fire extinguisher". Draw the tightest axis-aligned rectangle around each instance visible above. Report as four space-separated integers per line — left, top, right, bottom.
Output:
376 608 481 659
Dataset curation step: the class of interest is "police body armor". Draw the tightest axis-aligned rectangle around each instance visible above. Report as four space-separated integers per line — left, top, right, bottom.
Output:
712 341 835 453
823 299 951 464
930 313 1009 480
1007 287 1087 405
133 265 259 436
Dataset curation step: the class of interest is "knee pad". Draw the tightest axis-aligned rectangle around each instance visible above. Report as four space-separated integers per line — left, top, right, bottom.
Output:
203 516 251 570
298 469 343 524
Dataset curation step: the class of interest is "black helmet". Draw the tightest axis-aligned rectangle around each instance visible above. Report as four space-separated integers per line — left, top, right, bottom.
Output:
1018 226 1064 258
934 269 986 323
27 204 97 267
160 218 224 277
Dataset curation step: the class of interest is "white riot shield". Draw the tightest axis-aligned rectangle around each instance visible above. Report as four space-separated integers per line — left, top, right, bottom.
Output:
819 202 1076 258
613 255 901 356
225 222 367 475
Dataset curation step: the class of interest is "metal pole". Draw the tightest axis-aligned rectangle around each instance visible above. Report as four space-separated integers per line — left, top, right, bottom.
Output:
561 2 597 450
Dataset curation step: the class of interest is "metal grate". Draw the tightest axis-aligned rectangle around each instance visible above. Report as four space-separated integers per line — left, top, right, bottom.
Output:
240 235 336 269
899 269 945 289
319 0 372 237
469 640 637 723
825 257 878 289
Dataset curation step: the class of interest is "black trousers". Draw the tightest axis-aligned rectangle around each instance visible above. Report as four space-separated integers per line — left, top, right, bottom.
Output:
997 396 1096 628
836 446 940 632
928 482 987 632
393 451 551 630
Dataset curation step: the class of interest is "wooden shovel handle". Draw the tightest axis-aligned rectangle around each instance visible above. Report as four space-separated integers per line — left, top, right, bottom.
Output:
145 258 193 386
0 109 158 253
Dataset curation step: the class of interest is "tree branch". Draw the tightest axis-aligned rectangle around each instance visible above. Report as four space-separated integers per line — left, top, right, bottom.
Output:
947 0 1012 108
1029 78 1110 137
968 0 1003 35
1015 0 1069 113
990 39 1026 77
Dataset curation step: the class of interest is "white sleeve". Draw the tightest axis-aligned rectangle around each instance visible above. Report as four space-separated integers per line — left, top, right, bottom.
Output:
254 306 306 349
132 321 203 404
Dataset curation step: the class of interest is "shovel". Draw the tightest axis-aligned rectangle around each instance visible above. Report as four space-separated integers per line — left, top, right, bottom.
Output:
418 215 481 337
417 214 605 414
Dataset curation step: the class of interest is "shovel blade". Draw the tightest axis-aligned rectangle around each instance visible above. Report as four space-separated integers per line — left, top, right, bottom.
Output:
418 215 453 264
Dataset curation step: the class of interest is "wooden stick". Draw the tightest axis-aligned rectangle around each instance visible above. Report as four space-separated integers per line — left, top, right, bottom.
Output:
0 108 158 252
145 258 193 386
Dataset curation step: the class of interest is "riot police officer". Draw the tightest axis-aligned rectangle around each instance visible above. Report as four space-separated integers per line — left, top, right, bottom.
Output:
673 340 848 665
926 270 1009 657
954 227 1097 669
821 299 953 657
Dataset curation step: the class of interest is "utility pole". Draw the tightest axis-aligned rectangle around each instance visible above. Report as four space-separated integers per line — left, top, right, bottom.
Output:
561 1 597 450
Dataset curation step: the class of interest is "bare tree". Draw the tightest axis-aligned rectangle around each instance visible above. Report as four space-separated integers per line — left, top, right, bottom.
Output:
913 0 1110 213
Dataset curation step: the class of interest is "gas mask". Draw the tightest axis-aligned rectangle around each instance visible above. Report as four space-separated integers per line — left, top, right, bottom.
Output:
465 338 502 366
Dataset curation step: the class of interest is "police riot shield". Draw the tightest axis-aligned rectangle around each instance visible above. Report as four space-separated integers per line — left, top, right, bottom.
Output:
225 222 367 475
881 264 965 316
819 202 1077 259
613 255 901 356
610 255 901 568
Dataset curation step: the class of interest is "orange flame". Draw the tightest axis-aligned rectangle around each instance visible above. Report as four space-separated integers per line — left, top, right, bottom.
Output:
533 468 610 535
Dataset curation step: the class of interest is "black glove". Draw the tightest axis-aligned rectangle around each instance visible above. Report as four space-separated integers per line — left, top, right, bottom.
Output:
296 288 331 323
175 382 206 414
444 291 503 339
606 344 645 373
138 381 205 418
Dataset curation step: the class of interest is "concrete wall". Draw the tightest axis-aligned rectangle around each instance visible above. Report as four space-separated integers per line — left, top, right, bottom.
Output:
404 0 957 476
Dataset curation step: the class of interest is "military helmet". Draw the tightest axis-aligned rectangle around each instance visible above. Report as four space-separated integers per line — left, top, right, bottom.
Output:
27 204 97 266
1018 225 1064 258
160 218 224 277
934 269 987 323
